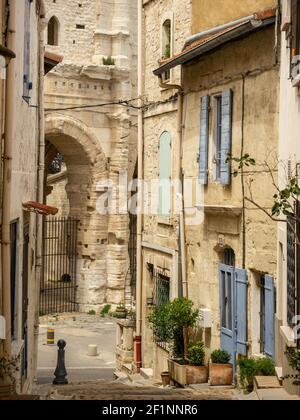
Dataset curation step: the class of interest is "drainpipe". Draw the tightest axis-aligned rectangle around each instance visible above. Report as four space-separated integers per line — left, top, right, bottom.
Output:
33 6 46 381
135 0 143 372
158 76 187 298
2 0 16 357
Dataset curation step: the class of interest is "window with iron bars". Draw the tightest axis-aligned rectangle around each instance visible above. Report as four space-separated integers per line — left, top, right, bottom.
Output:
153 268 170 351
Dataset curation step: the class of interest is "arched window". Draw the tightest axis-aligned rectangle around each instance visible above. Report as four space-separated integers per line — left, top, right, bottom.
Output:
162 19 171 59
158 132 172 217
223 248 235 267
48 16 59 46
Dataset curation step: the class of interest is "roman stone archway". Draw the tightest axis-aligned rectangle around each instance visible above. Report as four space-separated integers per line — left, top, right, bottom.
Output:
45 114 109 310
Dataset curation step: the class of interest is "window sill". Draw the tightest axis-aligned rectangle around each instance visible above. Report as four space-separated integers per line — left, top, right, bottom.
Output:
157 216 173 226
280 325 297 348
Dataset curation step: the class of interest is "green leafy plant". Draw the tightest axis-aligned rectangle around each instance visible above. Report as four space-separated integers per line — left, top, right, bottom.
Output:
103 56 115 66
238 357 276 391
211 349 231 364
100 304 111 318
188 342 206 366
87 310 96 315
148 298 199 359
284 348 300 385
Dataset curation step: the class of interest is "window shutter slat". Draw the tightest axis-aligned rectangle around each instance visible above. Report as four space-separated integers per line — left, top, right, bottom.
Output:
235 268 248 356
264 275 275 360
199 95 210 185
220 89 233 185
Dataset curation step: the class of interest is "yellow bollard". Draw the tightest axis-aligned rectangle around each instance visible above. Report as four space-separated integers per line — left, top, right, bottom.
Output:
47 328 55 345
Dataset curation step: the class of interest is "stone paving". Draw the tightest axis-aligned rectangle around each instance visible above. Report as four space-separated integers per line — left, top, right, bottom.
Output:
37 313 117 384
36 379 237 400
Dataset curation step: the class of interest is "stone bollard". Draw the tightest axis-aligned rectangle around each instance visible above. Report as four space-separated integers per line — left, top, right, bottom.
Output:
53 339 68 385
87 344 98 357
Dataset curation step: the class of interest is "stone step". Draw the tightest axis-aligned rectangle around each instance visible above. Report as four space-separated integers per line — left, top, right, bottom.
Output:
140 368 153 380
254 376 282 390
256 388 300 400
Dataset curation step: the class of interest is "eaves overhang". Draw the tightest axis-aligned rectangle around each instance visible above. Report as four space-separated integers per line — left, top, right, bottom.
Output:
154 14 276 76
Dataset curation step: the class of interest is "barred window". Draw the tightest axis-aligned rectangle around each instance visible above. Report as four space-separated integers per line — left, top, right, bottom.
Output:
153 268 170 351
287 215 296 328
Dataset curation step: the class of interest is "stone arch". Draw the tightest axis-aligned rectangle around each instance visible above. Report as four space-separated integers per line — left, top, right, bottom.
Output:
45 114 109 310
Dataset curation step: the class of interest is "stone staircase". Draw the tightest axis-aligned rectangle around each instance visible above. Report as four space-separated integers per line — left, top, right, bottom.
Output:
37 379 236 400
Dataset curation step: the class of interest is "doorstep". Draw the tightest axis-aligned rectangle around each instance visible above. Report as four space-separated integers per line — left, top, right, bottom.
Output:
256 388 300 401
254 376 281 390
189 384 235 390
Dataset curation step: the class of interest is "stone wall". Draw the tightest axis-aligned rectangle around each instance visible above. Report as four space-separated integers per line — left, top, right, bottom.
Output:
44 0 137 310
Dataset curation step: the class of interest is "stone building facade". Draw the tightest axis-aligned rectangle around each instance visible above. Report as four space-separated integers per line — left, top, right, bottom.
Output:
0 0 54 394
276 0 300 396
43 0 137 310
139 0 279 380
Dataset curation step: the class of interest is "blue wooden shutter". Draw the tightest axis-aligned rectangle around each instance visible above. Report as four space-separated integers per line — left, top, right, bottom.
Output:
235 268 248 356
264 275 275 359
158 132 172 216
220 89 233 185
199 95 210 185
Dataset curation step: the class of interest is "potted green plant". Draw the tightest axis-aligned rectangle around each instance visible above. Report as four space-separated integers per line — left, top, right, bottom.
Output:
238 356 276 392
148 298 199 386
186 342 209 384
209 349 233 386
115 302 127 319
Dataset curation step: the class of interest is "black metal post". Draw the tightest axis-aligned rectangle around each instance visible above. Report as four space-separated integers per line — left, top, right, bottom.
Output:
53 339 68 385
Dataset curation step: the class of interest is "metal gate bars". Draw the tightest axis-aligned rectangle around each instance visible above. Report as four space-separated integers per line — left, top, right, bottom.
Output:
40 217 79 316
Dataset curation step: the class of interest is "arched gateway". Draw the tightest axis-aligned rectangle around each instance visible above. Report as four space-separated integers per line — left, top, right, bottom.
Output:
42 114 130 313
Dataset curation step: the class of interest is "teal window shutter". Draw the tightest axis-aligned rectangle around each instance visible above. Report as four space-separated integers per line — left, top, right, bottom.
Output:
199 95 210 185
220 89 233 185
263 275 275 360
235 268 248 356
158 132 172 217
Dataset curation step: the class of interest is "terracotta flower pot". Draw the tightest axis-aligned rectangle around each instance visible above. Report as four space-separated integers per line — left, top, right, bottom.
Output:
209 363 233 386
186 365 209 384
161 372 171 387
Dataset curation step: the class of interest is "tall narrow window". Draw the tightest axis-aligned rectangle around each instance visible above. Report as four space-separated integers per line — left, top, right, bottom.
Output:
215 95 222 181
158 132 172 217
214 90 233 185
162 19 171 59
23 0 32 101
10 221 19 340
48 16 59 46
161 19 172 81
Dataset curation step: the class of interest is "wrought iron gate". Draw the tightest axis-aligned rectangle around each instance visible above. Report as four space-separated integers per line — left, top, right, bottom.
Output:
40 217 79 315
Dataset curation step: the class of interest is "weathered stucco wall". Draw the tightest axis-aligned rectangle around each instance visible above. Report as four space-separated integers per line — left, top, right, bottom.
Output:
141 0 280 376
192 0 276 34
141 0 192 375
0 0 42 394
182 26 279 357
